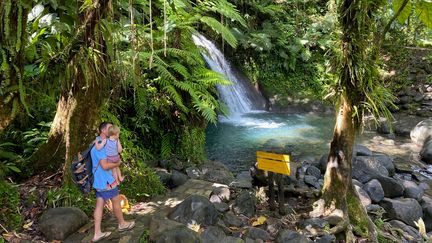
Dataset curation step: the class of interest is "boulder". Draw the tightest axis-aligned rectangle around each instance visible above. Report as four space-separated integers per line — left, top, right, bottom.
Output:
389 220 422 242
380 198 423 227
213 202 229 213
244 227 271 241
297 218 329 230
223 212 243 227
155 168 171 187
420 138 432 164
373 154 396 176
185 166 203 179
355 156 389 177
171 170 188 188
316 234 336 243
351 158 381 183
150 217 201 243
419 182 430 191
352 179 363 188
39 207 89 241
306 166 321 179
232 191 256 217
353 145 372 156
410 119 432 145
376 176 405 198
209 187 230 203
318 154 329 173
304 175 319 189
364 179 385 203
276 230 311 243
366 204 384 214
402 180 424 201
354 185 371 207
201 161 235 184
168 195 220 226
377 118 391 134
230 171 253 189
201 226 227 243
423 202 432 232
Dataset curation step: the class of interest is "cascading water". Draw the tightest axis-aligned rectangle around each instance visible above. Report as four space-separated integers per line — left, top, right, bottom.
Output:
192 33 266 114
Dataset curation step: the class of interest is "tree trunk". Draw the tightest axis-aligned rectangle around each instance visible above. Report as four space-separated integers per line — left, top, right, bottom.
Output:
31 0 111 183
0 0 29 132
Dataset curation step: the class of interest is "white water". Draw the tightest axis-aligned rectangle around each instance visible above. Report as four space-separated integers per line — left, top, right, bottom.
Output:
192 34 266 115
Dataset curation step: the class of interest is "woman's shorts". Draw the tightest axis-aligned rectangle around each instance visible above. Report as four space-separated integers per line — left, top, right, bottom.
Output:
96 187 119 200
107 155 120 163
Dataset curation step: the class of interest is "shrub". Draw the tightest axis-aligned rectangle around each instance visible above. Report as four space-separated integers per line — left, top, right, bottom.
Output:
0 181 23 232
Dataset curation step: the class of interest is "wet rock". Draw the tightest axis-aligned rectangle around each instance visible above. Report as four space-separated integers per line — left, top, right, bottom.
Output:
276 229 311 243
399 95 410 104
354 145 372 156
155 168 171 187
168 195 220 226
39 207 89 241
376 176 404 198
364 179 384 203
244 227 271 241
223 212 243 227
402 180 424 201
201 161 235 184
419 182 430 191
354 185 371 207
201 226 226 243
153 226 201 243
230 171 253 189
210 187 230 203
306 166 321 179
420 138 432 164
380 198 423 227
410 119 432 145
232 191 256 217
171 170 188 188
377 118 391 134
389 220 422 242
213 202 229 213
316 234 336 243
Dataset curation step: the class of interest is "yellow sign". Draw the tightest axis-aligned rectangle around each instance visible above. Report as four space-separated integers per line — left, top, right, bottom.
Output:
256 151 291 175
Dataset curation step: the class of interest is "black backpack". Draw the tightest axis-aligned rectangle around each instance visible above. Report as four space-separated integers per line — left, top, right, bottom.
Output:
71 144 97 194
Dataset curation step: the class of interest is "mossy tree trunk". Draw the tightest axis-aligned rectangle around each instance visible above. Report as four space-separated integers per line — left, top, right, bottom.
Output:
0 0 29 132
31 0 111 183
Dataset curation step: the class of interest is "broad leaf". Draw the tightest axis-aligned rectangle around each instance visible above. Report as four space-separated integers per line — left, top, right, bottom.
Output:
392 0 412 24
416 0 432 28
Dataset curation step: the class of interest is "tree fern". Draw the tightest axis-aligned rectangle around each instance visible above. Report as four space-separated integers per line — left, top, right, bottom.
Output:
200 16 237 48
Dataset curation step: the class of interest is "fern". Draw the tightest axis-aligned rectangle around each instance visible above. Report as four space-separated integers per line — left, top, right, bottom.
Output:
200 16 237 48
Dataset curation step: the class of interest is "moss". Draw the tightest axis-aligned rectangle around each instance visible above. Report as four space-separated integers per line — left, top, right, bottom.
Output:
346 188 370 237
0 181 22 231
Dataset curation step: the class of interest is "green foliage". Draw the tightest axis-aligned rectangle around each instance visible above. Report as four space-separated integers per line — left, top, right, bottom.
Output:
139 229 150 243
177 126 207 164
0 181 22 231
46 185 96 215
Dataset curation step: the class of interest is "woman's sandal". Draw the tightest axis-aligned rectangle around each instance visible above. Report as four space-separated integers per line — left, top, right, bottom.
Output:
92 231 112 242
118 221 135 232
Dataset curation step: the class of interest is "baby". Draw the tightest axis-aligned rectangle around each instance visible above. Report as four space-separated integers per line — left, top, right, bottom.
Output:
95 125 124 184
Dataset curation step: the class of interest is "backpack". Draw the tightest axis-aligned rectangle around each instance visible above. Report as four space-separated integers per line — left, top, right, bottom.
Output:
71 144 97 194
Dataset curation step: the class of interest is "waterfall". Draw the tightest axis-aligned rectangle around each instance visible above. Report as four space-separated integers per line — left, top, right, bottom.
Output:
192 34 266 115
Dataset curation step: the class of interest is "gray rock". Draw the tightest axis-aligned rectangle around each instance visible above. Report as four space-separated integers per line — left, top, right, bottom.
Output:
150 217 200 243
377 118 391 134
399 95 410 104
373 154 396 176
376 176 405 198
410 119 432 145
224 236 245 243
39 207 89 241
354 145 372 156
245 227 271 241
423 202 432 231
403 180 424 201
232 191 256 217
355 156 389 178
304 175 319 188
210 187 230 203
171 170 188 188
276 229 311 243
230 171 253 189
155 168 171 187
352 158 382 183
354 185 371 207
318 154 329 173
380 198 423 227
352 179 363 188
223 212 243 227
201 226 226 243
420 138 432 164
297 218 329 230
185 167 202 179
419 182 430 191
389 220 422 241
244 238 262 243
306 166 321 179
316 234 336 243
366 204 384 213
213 202 229 212
201 161 235 184
364 179 385 203
168 195 220 226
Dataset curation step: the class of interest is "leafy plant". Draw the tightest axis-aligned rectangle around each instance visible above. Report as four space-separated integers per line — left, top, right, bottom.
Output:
0 181 22 231
0 143 22 179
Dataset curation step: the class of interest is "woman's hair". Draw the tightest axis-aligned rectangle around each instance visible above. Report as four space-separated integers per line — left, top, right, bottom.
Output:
108 125 120 137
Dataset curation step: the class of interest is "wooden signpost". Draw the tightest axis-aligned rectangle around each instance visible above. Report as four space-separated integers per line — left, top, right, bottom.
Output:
257 151 291 215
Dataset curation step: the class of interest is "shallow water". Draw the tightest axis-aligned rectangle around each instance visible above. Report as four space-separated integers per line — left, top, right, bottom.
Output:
205 112 335 172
